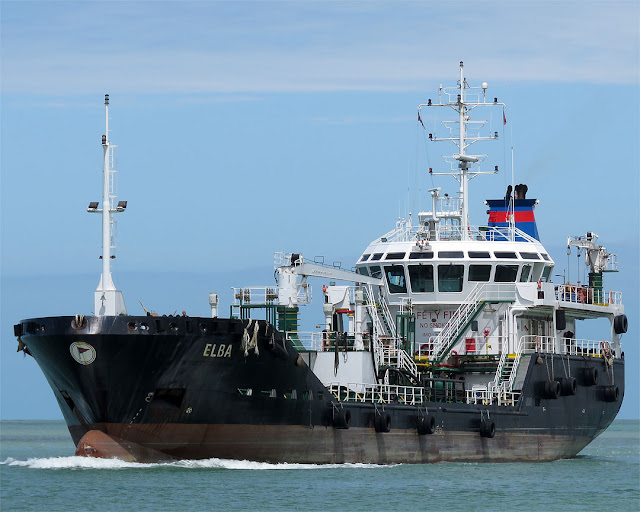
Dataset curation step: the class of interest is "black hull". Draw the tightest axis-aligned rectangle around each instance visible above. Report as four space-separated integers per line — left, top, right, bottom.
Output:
16 315 625 463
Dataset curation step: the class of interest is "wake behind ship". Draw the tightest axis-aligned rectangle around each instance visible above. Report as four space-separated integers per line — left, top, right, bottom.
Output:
14 63 627 463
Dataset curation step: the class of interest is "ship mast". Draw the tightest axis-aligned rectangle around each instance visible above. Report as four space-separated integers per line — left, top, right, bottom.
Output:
89 94 127 316
419 61 504 240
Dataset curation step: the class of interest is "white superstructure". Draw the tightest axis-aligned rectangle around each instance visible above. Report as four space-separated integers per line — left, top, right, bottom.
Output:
230 63 626 407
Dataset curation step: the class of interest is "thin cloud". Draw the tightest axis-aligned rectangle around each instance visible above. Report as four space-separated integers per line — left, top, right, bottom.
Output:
2 2 637 96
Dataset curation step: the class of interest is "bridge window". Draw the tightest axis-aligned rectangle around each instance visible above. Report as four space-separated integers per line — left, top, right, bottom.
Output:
495 265 518 282
520 265 531 282
541 254 551 261
371 253 383 261
469 264 491 282
385 252 406 260
409 252 434 259
494 251 518 259
469 251 491 258
369 265 382 279
359 254 371 262
356 266 369 276
384 265 407 293
520 252 540 260
438 264 464 292
541 265 553 282
408 265 434 292
438 251 464 258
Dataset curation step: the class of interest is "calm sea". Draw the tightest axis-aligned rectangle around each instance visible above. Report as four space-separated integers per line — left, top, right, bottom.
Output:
1 420 638 512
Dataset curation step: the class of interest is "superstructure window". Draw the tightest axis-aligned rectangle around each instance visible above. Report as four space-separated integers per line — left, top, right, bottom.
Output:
495 265 518 282
409 252 434 259
520 252 540 260
369 265 382 279
520 265 531 282
438 265 464 292
371 253 383 261
541 254 551 261
385 252 406 260
408 265 434 292
541 265 553 281
494 251 518 259
359 254 371 262
438 251 464 258
469 264 491 282
384 265 407 293
356 266 369 276
469 251 491 258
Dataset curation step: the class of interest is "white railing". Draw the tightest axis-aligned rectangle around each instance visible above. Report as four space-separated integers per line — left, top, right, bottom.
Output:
286 331 324 351
466 388 521 406
521 335 616 358
232 287 279 305
379 294 397 338
556 284 621 306
500 337 524 393
382 346 418 377
376 222 539 244
327 382 425 405
491 350 508 390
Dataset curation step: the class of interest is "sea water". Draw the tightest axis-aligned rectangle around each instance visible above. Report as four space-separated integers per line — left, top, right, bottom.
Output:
1 420 638 512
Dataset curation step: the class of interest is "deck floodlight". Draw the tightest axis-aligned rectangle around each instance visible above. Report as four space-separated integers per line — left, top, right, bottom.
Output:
117 201 127 211
88 201 99 212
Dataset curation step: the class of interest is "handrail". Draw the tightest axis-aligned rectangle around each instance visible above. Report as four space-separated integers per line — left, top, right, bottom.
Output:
520 334 619 358
382 345 418 377
430 283 516 362
555 284 622 306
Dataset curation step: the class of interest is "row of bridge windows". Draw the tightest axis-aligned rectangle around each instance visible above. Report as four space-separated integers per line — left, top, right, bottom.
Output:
357 263 553 293
360 251 551 262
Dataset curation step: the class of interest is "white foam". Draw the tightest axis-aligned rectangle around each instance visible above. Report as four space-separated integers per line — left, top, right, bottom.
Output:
1 456 392 471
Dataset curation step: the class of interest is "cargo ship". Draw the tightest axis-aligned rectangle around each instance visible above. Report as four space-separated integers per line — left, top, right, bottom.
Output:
14 63 627 463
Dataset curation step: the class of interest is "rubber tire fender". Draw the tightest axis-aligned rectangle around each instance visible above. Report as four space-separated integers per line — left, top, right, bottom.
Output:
584 367 599 387
332 408 351 429
417 415 435 435
480 419 496 438
603 385 620 403
613 314 628 334
544 380 560 399
559 377 577 396
374 412 391 433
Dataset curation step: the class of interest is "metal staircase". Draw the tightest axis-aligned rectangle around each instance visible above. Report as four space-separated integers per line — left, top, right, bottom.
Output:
364 285 418 380
430 283 516 363
491 336 524 395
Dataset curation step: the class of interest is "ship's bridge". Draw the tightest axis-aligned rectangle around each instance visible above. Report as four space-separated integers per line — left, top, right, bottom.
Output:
355 230 553 305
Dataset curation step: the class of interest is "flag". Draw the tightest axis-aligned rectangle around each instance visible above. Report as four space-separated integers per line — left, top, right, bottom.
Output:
503 110 507 125
418 111 426 129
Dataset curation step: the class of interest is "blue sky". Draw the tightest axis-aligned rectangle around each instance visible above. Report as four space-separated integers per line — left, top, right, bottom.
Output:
1 1 638 420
